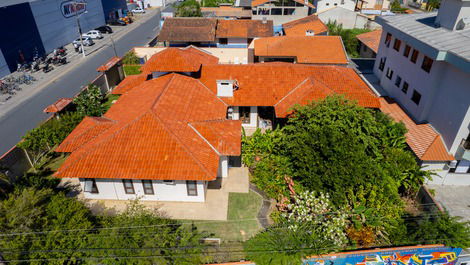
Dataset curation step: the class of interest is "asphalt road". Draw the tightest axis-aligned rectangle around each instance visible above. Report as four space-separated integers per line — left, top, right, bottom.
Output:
0 11 161 156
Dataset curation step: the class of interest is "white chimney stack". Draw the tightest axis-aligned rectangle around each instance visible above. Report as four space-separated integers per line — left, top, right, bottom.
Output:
306 29 315 36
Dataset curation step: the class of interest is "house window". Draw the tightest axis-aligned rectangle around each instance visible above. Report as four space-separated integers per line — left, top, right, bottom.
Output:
449 160 470 173
386 67 393 80
403 45 411 57
411 90 421 105
122 179 135 194
334 3 338 5
378 57 386 71
239 106 251 124
142 180 154 195
402 81 408 94
395 76 402 87
84 179 99 194
393 38 401 51
421 56 433 73
384 33 392 47
219 38 228 45
163 180 175 185
186 181 198 196
326 3 329 5
410 49 419 63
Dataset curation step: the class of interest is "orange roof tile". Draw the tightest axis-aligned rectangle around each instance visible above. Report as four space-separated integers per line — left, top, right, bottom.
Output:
55 74 241 181
254 36 348 64
111 73 149 95
283 15 328 36
97 56 121 72
43 98 73 113
140 47 219 73
379 97 454 161
216 19 273 38
191 120 242 155
252 0 314 8
158 18 218 42
201 6 252 17
356 30 382 53
199 63 380 114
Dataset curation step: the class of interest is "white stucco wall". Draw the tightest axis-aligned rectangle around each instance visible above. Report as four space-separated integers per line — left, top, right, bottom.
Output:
218 156 229 178
80 179 206 202
424 161 470 185
232 106 258 127
252 6 309 25
373 30 470 155
313 0 355 13
317 7 369 29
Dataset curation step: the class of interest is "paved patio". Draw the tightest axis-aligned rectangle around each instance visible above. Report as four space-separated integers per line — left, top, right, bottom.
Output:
426 184 470 221
63 167 250 221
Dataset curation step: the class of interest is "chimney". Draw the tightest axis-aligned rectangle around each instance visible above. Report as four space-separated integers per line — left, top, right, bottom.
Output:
435 0 470 31
217 80 236 97
306 29 315 36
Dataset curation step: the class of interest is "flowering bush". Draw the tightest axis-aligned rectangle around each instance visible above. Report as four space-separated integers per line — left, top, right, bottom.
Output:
281 191 348 247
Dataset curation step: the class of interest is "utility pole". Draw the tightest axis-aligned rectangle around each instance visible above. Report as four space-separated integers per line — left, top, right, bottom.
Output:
110 36 118 57
73 1 88 58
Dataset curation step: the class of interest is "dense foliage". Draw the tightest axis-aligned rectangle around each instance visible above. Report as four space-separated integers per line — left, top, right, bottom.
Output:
326 21 371 58
74 84 105 117
201 0 234 7
175 0 202 17
122 51 141 65
123 65 142 76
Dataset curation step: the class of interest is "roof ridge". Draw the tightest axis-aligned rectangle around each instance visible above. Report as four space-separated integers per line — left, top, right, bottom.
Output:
274 78 310 107
196 79 229 107
150 73 178 111
188 122 222 156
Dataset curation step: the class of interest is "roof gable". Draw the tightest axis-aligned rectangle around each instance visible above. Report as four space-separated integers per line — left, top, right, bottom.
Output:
356 30 382 53
283 15 328 36
216 20 274 38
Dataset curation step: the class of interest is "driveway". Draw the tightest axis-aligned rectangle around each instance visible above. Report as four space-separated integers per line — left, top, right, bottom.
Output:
0 9 161 156
426 184 470 221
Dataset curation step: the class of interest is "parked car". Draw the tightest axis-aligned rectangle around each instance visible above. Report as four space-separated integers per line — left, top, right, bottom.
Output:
131 7 145 13
109 20 127 26
95 25 113 34
73 36 94 46
82 30 103 39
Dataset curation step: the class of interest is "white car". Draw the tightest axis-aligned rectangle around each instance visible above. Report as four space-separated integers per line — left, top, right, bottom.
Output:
131 7 145 13
73 36 94 46
82 30 103 39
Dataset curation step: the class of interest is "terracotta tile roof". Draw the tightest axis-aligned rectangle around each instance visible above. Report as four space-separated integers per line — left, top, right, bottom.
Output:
283 15 328 36
379 97 454 161
111 73 149 95
158 18 217 42
216 20 273 38
201 6 252 17
97 56 121 72
55 74 241 181
43 98 73 113
199 63 380 115
252 0 314 8
254 36 348 64
190 120 242 155
140 47 219 73
356 30 382 53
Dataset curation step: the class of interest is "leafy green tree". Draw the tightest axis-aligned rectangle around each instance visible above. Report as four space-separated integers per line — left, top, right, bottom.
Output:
201 0 234 7
74 84 105 117
407 212 470 248
326 21 370 58
244 223 334 265
0 171 12 199
122 51 141 65
176 0 202 17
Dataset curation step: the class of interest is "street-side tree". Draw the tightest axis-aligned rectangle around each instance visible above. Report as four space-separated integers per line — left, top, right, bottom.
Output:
122 50 140 65
74 84 105 117
176 0 202 17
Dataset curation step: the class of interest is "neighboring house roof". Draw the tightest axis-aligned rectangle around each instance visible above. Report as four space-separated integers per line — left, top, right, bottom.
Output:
201 6 252 17
379 97 454 161
283 15 328 36
252 0 315 8
254 36 348 64
111 73 148 95
43 98 73 113
356 29 382 53
55 74 242 181
216 19 273 38
198 63 380 116
235 0 252 7
376 13 470 73
140 47 219 73
158 18 218 42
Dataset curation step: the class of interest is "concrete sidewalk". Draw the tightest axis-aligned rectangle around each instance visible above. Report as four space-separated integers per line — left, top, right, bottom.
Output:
426 184 470 221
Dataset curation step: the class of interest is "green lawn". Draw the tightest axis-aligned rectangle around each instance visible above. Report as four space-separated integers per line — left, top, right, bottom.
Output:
101 94 120 111
123 65 142 76
184 191 263 242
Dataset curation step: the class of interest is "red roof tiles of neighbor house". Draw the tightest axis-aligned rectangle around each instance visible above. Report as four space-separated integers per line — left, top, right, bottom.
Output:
55 74 242 181
43 98 73 113
379 97 454 161
254 36 348 64
356 29 382 53
111 73 149 95
96 56 121 72
139 47 219 73
198 63 380 114
282 15 328 36
157 18 218 42
216 19 274 38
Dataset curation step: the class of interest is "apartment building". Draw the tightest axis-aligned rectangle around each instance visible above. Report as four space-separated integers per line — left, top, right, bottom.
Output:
373 0 470 184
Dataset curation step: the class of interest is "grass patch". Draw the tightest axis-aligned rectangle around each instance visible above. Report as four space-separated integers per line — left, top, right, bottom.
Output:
123 65 142 76
183 191 263 242
101 94 120 111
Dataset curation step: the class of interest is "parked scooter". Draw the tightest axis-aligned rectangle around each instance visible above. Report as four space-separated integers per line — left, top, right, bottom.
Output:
51 55 67 65
42 62 53 73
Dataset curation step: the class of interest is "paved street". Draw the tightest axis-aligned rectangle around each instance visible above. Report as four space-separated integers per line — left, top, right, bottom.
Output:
0 9 161 156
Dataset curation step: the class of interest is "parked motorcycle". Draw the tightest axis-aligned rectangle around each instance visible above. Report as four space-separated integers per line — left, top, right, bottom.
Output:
42 62 53 73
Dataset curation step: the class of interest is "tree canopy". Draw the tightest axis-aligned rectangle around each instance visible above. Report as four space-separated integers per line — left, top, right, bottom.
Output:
175 0 202 17
73 84 105 117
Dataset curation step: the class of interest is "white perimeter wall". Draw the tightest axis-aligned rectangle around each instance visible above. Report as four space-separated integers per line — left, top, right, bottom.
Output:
314 0 355 13
317 7 369 29
80 179 206 202
30 0 105 53
424 161 470 185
